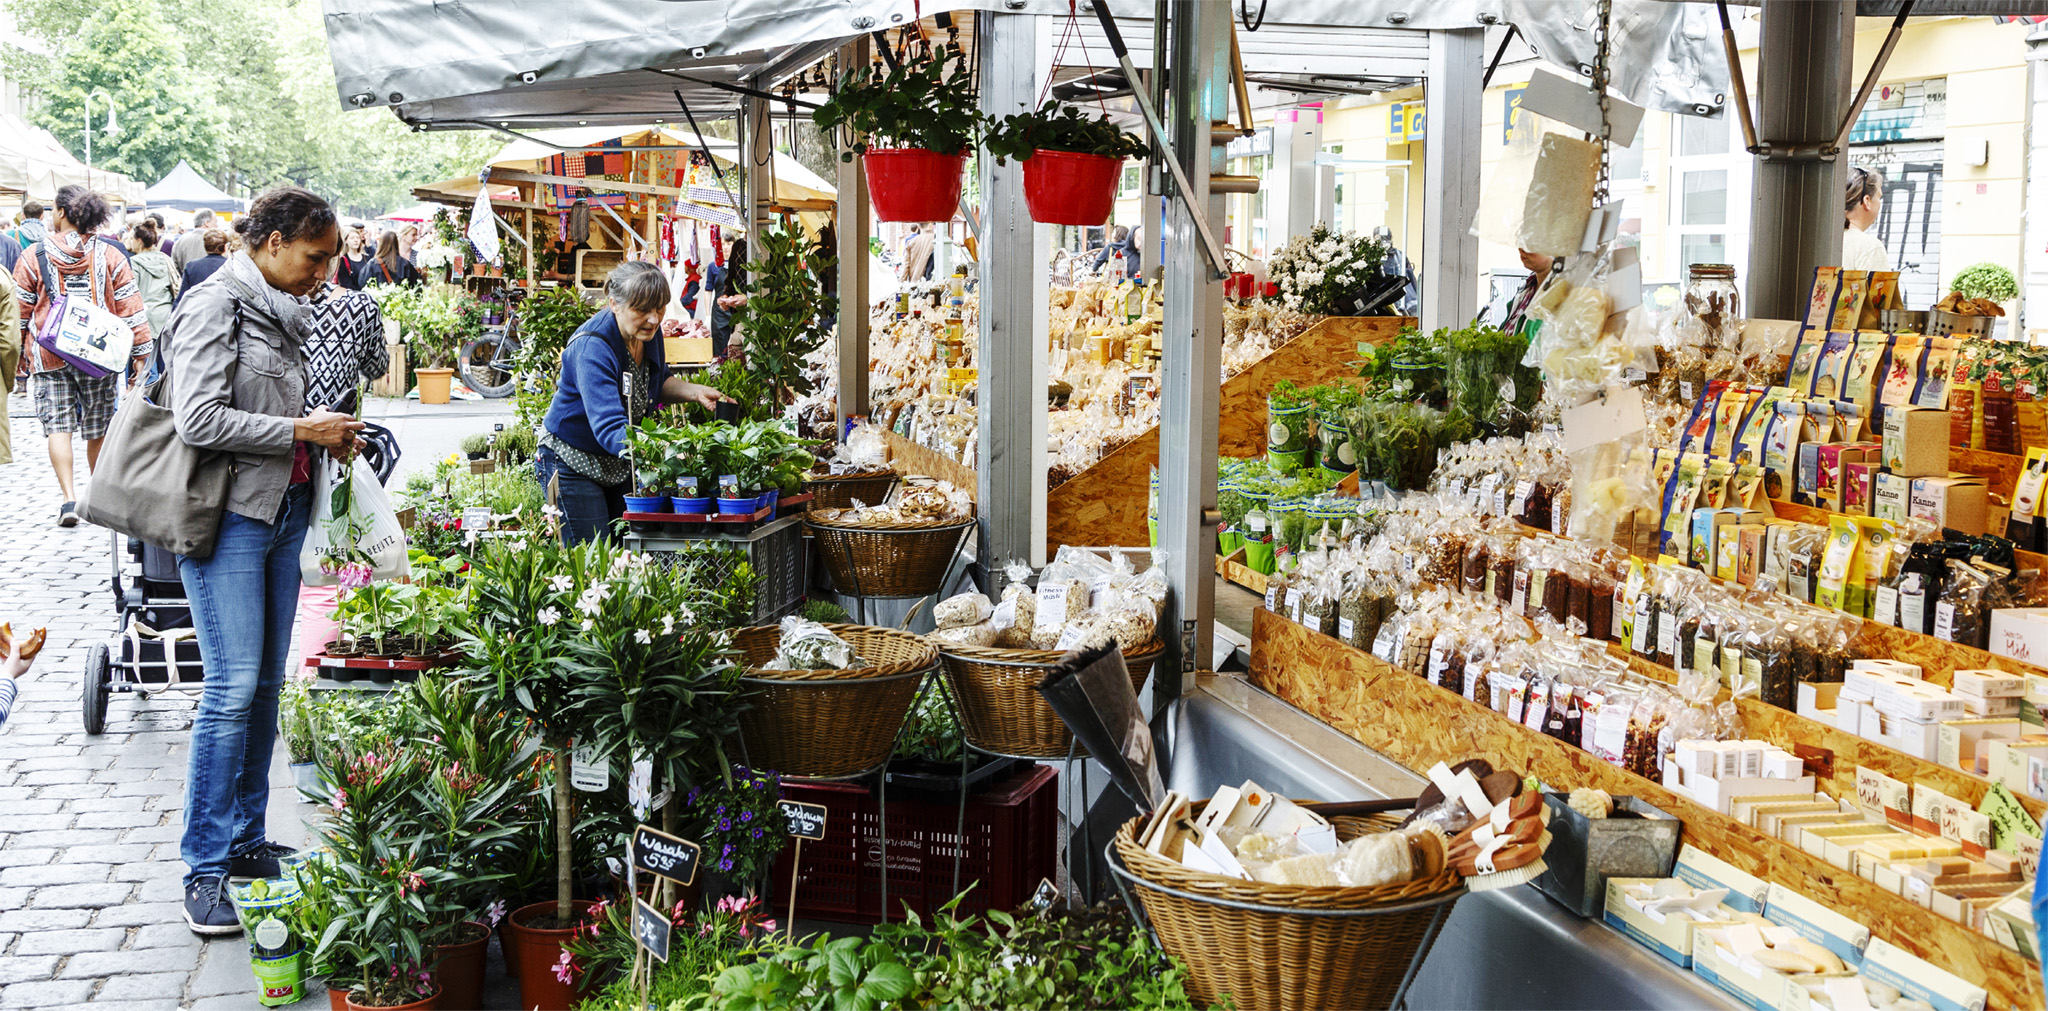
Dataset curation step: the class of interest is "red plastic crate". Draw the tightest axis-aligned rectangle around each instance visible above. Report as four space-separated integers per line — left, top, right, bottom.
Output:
771 764 1058 924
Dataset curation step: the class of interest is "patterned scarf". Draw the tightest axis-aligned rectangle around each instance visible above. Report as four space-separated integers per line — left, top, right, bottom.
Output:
226 251 314 345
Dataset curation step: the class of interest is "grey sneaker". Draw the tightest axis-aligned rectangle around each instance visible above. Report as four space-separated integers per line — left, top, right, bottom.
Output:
183 874 240 936
58 501 77 528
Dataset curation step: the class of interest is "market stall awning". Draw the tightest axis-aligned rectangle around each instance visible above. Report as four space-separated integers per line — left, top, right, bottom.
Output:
462 124 833 206
143 160 246 213
0 112 144 206
378 203 440 222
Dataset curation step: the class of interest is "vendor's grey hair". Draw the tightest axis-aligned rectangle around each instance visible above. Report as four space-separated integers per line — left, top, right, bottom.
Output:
606 260 670 312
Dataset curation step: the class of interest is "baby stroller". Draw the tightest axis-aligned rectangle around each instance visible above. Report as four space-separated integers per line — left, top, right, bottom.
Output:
82 425 401 733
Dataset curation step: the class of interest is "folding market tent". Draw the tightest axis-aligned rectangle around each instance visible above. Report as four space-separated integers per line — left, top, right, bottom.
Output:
142 160 245 213
0 112 143 207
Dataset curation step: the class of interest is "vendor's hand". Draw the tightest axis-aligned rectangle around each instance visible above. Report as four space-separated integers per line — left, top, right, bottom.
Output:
717 294 748 310
677 382 733 411
296 406 368 452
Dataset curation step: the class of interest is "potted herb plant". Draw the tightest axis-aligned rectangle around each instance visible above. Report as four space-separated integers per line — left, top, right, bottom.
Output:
281 677 320 800
623 420 673 513
668 424 713 515
813 59 982 222
984 101 1149 226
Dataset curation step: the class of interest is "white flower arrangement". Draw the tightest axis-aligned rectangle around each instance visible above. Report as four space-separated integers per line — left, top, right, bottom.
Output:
1266 223 1391 315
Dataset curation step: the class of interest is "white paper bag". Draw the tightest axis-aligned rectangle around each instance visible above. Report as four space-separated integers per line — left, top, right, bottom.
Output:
301 454 410 586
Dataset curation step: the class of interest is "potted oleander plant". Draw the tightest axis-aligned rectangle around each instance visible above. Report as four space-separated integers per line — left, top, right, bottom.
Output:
984 100 1150 226
813 58 983 222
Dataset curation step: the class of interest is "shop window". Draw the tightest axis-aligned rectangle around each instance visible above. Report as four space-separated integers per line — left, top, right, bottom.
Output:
1680 233 1726 270
1680 170 1727 226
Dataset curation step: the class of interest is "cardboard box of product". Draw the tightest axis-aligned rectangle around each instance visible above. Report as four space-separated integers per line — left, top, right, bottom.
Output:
1691 508 1733 571
1909 474 1989 535
1989 607 2048 665
1764 883 1871 969
1986 737 2048 797
1690 925 1828 1011
1874 470 1913 523
1858 938 1989 1011
1796 682 1842 726
1796 443 1822 507
1935 718 2023 774
1736 524 1765 586
1883 406 1951 477
1885 716 1941 761
1843 460 1878 516
1672 843 1770 914
1816 444 1874 513
1603 878 1740 968
1951 670 2025 698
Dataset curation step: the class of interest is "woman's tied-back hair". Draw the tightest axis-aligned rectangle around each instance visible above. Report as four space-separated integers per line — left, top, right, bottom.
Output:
1845 166 1884 228
606 260 670 313
52 184 110 235
234 186 336 251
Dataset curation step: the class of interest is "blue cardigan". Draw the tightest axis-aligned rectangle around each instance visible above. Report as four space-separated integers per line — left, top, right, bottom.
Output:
542 308 672 458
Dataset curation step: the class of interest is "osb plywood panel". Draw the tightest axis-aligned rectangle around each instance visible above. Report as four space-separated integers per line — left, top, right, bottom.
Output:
1046 316 1412 551
1248 609 2042 1011
882 431 978 501
1951 446 2021 503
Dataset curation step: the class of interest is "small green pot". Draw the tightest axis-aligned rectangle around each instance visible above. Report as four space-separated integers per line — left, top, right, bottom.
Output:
1268 449 1308 474
1244 539 1277 575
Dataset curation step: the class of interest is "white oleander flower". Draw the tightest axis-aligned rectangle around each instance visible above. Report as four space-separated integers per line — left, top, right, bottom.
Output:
538 607 561 627
635 629 653 645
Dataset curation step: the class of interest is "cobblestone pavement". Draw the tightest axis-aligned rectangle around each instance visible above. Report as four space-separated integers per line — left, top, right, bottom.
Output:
0 395 518 1010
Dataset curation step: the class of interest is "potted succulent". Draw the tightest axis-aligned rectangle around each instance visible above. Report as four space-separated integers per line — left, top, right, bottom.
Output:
813 58 982 223
984 100 1150 226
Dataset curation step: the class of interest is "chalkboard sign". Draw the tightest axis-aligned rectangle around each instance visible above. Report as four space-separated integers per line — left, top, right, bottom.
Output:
630 825 702 886
632 897 670 963
780 800 828 841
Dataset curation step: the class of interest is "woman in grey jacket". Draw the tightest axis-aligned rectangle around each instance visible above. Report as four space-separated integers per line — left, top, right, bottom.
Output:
166 186 363 935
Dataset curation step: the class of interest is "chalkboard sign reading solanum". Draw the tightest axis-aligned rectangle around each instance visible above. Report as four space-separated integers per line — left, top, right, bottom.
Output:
780 799 828 840
631 824 702 886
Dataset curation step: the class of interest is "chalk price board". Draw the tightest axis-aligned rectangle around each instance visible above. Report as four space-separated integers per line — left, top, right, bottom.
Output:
630 824 702 886
780 800 828 840
632 897 670 963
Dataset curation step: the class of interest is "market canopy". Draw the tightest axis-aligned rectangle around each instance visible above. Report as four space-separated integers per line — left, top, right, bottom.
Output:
0 112 144 206
142 160 245 213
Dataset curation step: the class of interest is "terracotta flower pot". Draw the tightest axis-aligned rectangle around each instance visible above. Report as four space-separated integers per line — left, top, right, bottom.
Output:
503 900 594 1011
344 983 440 1010
862 148 968 223
327 986 349 1011
1021 150 1123 226
432 920 490 1011
415 367 456 405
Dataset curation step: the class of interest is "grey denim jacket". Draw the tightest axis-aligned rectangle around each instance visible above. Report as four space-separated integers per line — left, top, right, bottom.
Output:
167 270 305 524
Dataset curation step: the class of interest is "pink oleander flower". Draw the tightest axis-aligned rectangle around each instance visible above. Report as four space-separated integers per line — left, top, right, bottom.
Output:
552 950 578 984
483 899 507 927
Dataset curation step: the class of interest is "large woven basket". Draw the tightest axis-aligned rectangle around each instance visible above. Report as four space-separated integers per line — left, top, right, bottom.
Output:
936 639 1161 758
807 518 973 598
730 624 937 778
1111 809 1463 1011
804 470 901 511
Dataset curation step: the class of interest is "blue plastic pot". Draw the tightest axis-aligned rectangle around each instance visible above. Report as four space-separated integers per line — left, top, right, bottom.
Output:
623 495 668 514
717 496 757 516
758 491 779 519
672 496 713 515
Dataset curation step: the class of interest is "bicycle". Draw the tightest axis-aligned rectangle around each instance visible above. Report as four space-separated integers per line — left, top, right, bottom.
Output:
459 323 521 399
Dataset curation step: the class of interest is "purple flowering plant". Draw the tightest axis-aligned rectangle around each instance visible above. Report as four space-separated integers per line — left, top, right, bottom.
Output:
687 765 787 888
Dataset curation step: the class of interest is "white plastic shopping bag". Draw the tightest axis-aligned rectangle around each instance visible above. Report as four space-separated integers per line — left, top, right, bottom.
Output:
301 453 410 586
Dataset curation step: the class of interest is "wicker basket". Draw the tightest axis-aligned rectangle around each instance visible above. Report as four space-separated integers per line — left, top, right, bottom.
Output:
730 624 938 778
1111 809 1463 1011
937 640 1161 758
804 470 901 511
806 518 973 598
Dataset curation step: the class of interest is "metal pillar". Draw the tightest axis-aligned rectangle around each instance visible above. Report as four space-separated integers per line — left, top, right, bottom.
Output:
835 38 872 431
2025 24 2048 339
1268 106 1324 244
975 11 1051 578
1420 28 1483 331
743 97 773 233
1156 0 1229 702
1747 1 1853 320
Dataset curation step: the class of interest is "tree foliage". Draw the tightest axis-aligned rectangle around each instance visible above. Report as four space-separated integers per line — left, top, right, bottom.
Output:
4 0 498 215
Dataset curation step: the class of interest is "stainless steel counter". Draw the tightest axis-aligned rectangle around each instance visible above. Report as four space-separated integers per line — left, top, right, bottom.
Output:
1156 674 1742 1011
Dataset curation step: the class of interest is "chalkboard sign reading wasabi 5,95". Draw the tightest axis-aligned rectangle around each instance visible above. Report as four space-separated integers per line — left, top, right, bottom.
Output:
632 898 671 963
630 824 702 886
779 799 828 840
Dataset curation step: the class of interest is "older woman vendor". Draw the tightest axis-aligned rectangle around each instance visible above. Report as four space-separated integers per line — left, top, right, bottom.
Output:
537 261 729 543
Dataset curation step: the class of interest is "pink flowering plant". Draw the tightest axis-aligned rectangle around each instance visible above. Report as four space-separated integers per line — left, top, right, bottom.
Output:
561 890 779 999
408 675 543 948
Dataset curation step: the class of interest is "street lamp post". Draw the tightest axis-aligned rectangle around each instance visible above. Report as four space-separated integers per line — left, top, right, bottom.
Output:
83 89 118 170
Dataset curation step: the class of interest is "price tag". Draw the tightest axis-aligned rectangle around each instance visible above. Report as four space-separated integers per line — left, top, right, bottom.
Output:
780 799 828 840
630 824 703 887
461 506 493 531
1264 584 1280 611
1054 624 1090 651
1284 588 1303 619
633 897 671 963
1036 582 1071 630
1337 617 1355 641
570 743 609 792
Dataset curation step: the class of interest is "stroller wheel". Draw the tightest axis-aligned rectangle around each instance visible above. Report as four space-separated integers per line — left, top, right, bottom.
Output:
82 642 110 735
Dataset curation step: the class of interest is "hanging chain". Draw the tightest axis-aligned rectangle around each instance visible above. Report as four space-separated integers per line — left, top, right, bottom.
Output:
1590 0 1614 207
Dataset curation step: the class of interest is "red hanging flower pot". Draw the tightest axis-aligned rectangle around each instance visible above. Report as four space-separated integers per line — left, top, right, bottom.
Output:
1022 150 1123 226
862 148 969 223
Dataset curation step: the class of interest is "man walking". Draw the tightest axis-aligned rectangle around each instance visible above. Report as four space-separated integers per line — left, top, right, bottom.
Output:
172 208 217 273
14 202 46 249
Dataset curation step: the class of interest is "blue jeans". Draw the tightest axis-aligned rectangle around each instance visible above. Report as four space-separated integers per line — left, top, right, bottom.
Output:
178 483 311 885
535 446 625 545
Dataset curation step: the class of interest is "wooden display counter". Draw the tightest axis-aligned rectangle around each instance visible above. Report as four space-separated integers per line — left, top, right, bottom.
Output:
878 315 1413 550
1247 607 2043 1010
